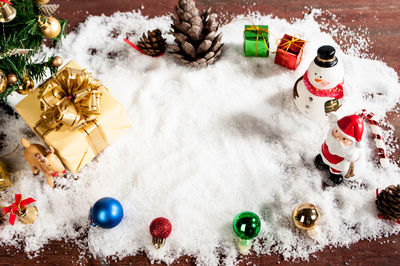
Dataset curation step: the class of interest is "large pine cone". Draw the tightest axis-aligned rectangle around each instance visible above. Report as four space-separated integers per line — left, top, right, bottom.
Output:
137 29 167 57
169 0 223 67
376 184 400 221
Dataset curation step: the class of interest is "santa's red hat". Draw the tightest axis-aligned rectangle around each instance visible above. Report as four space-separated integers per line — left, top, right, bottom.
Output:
337 114 364 143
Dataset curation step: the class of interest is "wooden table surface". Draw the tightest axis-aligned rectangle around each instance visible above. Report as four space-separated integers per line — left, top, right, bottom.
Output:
1 0 400 265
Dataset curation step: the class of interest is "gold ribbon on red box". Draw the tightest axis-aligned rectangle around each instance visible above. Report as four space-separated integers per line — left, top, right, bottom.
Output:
277 35 306 65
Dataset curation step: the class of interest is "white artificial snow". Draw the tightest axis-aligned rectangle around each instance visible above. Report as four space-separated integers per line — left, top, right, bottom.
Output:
1 10 400 265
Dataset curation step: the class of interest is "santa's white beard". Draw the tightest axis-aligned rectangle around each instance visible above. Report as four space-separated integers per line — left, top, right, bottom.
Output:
325 128 358 160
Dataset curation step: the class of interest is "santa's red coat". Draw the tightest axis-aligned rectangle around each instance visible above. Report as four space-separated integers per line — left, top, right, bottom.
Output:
321 141 345 174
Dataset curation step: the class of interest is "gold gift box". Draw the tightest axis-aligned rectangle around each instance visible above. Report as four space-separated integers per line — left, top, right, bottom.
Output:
16 60 131 173
0 160 13 191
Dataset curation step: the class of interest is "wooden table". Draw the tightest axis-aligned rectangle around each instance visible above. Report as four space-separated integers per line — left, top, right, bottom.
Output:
1 0 399 265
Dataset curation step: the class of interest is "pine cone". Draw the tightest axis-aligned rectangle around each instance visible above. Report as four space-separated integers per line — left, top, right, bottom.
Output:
137 29 167 57
376 184 400 221
169 0 224 67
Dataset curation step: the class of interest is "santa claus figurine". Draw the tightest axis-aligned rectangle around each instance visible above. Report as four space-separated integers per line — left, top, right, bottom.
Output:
293 45 348 122
314 114 364 185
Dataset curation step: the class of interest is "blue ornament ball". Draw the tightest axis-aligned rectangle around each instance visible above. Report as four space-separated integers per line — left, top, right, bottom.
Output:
90 197 124 229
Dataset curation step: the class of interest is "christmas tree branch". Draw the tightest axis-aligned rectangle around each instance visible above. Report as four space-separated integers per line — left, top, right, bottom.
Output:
0 0 67 101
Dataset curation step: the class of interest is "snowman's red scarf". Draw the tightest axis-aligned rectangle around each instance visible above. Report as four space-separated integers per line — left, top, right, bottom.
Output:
303 71 344 99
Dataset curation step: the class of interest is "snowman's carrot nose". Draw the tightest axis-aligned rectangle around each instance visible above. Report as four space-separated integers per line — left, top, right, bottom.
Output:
314 78 323 82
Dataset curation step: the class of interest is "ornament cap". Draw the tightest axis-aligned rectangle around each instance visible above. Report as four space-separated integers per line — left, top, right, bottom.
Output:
237 238 252 255
307 227 319 239
152 236 166 250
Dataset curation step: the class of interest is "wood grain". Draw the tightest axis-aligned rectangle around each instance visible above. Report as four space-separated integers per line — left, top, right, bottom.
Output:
55 0 400 73
0 233 399 265
1 0 399 265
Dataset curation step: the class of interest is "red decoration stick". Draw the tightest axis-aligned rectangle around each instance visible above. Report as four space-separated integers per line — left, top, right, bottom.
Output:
358 109 389 168
123 38 165 57
2 194 36 225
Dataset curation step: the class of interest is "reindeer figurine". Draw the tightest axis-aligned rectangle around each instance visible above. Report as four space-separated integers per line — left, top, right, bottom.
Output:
21 138 66 188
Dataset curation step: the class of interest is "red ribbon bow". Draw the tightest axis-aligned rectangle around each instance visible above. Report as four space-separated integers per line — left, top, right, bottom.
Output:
2 194 36 225
0 0 13 5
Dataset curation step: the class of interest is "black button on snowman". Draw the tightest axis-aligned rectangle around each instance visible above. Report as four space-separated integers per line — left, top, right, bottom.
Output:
293 45 346 121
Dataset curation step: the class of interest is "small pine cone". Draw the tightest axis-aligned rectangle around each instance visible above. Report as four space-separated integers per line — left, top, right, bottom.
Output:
137 29 167 57
376 184 400 221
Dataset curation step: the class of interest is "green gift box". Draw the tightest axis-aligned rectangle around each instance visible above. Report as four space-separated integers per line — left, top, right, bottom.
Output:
244 25 269 57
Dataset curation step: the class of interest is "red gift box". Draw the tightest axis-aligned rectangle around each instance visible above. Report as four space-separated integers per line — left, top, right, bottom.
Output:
274 34 306 70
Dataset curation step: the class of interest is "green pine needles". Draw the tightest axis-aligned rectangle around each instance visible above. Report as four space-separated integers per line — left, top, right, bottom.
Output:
0 0 67 102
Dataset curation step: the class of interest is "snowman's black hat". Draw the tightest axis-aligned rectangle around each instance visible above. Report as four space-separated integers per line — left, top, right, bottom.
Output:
314 45 338 68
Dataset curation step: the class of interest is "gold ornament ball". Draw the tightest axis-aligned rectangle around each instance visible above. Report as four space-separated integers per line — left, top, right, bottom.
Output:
0 70 7 93
7 73 18 85
38 16 61 39
16 74 35 95
52 56 64 68
35 0 50 4
292 203 320 231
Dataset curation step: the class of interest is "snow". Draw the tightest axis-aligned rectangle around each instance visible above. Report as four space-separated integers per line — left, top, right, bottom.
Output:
1 9 400 265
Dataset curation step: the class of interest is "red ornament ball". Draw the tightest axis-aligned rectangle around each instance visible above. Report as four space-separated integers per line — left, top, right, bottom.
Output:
149 217 172 239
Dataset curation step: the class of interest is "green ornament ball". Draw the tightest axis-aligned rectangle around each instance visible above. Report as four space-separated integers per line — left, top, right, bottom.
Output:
232 211 261 240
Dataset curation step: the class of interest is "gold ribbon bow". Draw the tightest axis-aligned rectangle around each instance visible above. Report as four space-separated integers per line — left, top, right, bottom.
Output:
37 67 105 132
244 25 270 57
277 35 306 65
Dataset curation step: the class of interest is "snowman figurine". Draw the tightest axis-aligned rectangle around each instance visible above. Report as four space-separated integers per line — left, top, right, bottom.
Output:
293 45 348 122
